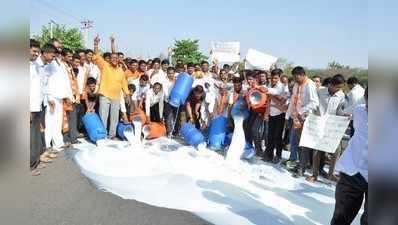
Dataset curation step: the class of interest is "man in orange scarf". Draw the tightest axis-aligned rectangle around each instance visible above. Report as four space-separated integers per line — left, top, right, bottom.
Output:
285 66 319 178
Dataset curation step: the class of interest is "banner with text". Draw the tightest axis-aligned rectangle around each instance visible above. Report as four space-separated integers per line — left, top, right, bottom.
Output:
299 114 350 153
210 41 240 63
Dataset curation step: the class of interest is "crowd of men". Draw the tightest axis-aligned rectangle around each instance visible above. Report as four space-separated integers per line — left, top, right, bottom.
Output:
30 35 367 225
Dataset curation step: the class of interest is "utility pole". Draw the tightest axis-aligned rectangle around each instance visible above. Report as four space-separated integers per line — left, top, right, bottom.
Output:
81 20 94 48
49 20 57 39
168 46 173 65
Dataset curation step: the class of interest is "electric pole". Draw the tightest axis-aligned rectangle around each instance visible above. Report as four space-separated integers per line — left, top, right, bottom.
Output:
49 19 57 39
81 20 94 48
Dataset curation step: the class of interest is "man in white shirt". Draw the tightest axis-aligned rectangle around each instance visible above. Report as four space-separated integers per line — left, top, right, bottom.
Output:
281 75 293 149
163 67 178 136
344 76 365 115
44 44 74 151
312 75 322 89
120 82 136 123
331 87 367 225
132 75 150 109
77 50 90 120
30 40 57 175
145 83 164 122
146 58 167 86
161 59 169 73
306 74 346 183
263 69 288 163
72 53 88 135
85 49 101 82
285 66 319 178
344 76 365 138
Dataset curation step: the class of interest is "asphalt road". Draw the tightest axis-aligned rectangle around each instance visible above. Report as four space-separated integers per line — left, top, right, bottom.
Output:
29 149 212 225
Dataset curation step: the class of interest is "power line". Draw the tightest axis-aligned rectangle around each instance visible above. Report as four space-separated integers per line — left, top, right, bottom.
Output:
34 0 82 24
32 2 79 26
31 2 75 26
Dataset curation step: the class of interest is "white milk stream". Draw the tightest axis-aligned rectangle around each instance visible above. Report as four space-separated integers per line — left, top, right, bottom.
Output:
225 116 245 164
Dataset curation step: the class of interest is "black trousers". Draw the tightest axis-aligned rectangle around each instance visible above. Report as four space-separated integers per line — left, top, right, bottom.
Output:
150 103 161 122
282 118 292 146
265 113 285 159
243 110 257 144
30 111 43 169
331 172 368 225
76 102 85 133
293 128 311 171
64 103 78 143
349 120 355 137
163 101 178 135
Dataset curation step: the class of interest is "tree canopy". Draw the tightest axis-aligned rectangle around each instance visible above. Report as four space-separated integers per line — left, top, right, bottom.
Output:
33 24 84 51
170 39 207 65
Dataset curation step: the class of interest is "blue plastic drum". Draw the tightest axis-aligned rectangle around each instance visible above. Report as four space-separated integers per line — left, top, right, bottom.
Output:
208 116 228 150
117 122 133 140
82 113 107 143
180 123 205 148
169 73 194 107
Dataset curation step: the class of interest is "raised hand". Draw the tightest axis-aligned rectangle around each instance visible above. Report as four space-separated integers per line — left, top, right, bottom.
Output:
110 34 115 42
94 34 100 44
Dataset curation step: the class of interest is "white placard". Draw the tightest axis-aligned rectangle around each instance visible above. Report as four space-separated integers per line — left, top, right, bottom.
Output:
244 48 278 71
299 114 350 153
210 41 240 63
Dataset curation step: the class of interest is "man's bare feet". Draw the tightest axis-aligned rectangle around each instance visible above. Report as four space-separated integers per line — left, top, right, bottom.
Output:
306 175 318 183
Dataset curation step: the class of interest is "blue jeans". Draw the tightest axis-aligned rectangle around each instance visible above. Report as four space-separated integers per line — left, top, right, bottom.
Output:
289 128 299 161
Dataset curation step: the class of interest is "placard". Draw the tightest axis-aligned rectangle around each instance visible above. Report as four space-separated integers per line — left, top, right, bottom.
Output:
210 41 240 63
244 48 277 71
299 114 350 153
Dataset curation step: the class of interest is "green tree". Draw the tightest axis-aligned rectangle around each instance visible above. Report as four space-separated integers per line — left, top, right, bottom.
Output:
170 39 207 65
34 24 84 51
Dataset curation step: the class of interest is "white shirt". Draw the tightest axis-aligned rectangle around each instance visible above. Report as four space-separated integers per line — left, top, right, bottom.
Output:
267 82 287 116
30 57 49 112
131 78 149 100
146 69 167 86
87 61 101 81
344 84 365 114
281 83 290 98
45 58 74 103
317 88 346 116
76 65 88 95
162 78 175 103
145 89 164 118
192 77 205 89
206 91 217 114
285 79 319 120
336 104 368 182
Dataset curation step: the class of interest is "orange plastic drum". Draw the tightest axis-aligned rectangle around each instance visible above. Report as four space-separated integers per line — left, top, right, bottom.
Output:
130 109 147 125
142 122 167 139
246 88 268 113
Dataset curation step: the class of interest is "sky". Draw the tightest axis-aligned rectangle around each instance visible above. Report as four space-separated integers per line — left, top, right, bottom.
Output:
30 0 369 69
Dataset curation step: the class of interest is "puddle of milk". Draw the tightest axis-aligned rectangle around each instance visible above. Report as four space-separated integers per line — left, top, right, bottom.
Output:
73 115 343 225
